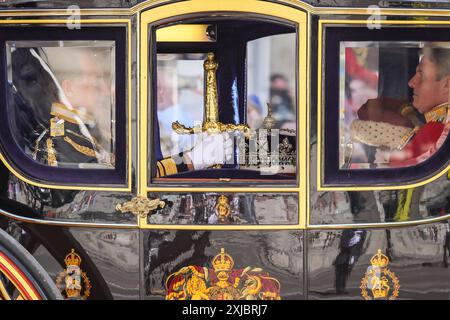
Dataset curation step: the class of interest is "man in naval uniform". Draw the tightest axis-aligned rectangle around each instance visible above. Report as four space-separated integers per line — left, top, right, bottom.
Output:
33 47 112 168
34 102 101 167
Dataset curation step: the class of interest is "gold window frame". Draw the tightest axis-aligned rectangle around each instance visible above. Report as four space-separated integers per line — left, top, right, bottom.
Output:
317 19 450 193
1 2 450 230
0 19 133 192
139 0 308 230
312 17 450 230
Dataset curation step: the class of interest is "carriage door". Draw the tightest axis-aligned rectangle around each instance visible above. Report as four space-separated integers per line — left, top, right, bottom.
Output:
138 0 307 300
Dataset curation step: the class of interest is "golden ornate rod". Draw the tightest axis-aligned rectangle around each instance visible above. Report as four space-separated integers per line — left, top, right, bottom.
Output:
204 52 219 124
172 52 250 136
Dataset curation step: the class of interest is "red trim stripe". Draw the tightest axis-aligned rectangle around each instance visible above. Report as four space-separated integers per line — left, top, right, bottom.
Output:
0 252 42 300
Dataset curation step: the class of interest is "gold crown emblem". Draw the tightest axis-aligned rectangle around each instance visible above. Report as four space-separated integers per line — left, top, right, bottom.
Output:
215 195 231 222
65 249 82 267
217 195 228 205
66 287 81 299
372 281 390 299
370 249 389 268
361 250 399 300
212 248 234 273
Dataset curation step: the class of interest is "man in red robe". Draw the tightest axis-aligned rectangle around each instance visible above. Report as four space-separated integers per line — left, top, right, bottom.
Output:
357 44 450 166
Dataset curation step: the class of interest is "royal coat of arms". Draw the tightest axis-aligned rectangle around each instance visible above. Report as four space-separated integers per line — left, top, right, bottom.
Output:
165 248 281 300
56 249 91 300
360 249 400 300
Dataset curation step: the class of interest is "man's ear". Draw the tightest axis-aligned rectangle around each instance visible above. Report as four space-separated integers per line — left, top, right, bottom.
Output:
443 75 450 91
61 79 73 98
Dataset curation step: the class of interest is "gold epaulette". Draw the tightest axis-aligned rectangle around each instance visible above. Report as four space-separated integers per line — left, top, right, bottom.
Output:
424 103 448 123
156 158 178 177
50 102 96 126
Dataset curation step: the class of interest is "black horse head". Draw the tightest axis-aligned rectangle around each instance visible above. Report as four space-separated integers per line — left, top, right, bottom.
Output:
8 48 59 150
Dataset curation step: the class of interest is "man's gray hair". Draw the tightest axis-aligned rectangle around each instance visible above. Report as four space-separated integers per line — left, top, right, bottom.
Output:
422 43 450 80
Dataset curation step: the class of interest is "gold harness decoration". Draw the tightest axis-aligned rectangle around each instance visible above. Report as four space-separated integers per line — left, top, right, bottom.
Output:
55 249 91 300
165 248 281 300
360 250 400 300
172 52 251 136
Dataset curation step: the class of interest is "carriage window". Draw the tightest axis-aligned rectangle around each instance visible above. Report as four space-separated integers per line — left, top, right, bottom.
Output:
6 41 116 169
322 26 450 187
152 21 297 182
339 41 450 170
247 34 296 131
157 53 205 158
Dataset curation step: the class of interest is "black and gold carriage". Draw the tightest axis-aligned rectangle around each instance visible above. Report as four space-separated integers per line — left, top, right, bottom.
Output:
0 0 450 301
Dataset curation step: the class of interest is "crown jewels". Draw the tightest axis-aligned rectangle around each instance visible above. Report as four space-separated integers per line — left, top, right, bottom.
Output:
212 248 234 273
370 249 389 268
65 249 82 267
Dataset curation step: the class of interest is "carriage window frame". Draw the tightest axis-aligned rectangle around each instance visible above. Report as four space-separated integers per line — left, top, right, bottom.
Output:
139 0 307 231
148 17 300 187
0 25 129 188
319 22 450 189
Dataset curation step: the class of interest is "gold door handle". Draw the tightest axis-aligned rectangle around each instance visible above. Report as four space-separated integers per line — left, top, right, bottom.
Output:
116 196 165 219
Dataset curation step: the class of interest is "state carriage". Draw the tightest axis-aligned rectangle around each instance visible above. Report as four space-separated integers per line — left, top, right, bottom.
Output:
0 0 450 300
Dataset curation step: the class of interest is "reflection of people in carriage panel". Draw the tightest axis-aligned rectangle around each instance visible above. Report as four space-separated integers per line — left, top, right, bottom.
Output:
354 44 450 167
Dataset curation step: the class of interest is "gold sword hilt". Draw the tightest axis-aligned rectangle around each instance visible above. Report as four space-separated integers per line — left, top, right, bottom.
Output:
171 52 251 137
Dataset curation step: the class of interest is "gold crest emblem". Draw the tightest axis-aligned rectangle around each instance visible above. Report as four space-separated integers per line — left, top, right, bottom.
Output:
360 250 400 300
56 249 91 300
215 195 231 222
165 248 281 300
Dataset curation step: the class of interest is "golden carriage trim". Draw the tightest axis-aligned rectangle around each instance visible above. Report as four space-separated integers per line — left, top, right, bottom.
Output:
116 196 166 219
360 250 400 300
56 249 91 300
165 248 281 300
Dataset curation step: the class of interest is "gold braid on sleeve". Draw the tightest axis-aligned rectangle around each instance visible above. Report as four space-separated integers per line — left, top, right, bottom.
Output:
46 138 58 167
